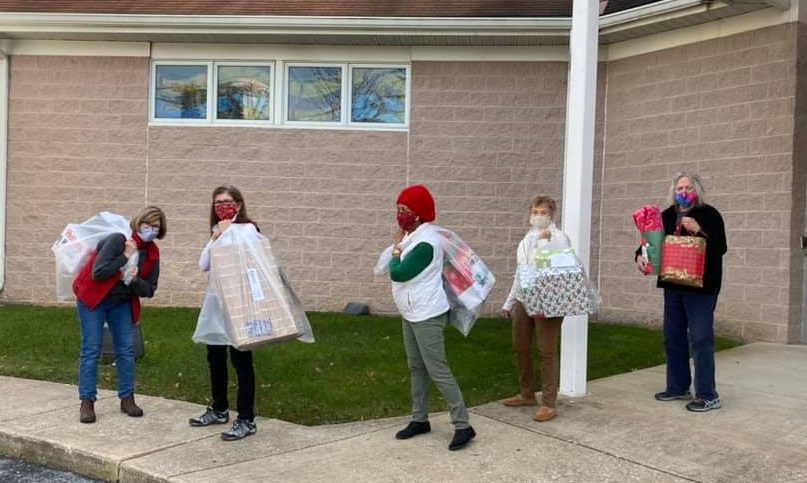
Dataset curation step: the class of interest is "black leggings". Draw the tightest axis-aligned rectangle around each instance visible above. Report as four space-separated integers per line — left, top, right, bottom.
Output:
206 345 255 421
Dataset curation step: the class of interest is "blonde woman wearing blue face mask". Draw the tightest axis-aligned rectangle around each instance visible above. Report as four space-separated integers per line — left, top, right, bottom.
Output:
501 196 570 422
73 206 166 424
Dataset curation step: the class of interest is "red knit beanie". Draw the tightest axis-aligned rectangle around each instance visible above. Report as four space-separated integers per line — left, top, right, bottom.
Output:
396 184 436 222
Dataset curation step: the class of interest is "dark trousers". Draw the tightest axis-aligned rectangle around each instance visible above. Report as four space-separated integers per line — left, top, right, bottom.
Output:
207 345 255 421
663 289 719 400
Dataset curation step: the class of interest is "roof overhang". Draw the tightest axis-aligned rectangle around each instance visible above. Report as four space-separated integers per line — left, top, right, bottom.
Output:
0 0 789 47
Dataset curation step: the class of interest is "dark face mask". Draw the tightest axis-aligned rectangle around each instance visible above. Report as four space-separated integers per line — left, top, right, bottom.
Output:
396 212 419 232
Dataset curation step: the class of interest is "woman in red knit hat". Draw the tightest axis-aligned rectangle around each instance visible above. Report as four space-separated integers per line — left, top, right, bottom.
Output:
386 184 476 451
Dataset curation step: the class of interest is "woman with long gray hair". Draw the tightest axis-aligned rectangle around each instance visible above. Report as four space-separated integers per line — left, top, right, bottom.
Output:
635 172 727 412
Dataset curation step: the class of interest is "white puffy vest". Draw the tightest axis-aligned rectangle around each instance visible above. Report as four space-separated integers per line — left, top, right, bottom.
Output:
391 223 450 322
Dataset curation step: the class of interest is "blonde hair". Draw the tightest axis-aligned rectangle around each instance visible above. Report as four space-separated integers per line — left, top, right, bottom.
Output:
530 195 557 217
131 206 167 240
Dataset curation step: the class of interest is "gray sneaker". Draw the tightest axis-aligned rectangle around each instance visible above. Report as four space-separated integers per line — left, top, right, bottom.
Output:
221 419 257 441
686 397 722 412
189 407 229 427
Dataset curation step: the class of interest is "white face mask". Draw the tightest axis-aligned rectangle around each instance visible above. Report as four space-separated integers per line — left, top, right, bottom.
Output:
530 214 551 229
138 224 159 242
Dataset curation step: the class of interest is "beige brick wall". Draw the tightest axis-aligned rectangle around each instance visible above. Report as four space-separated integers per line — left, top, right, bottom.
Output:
2 56 576 318
3 55 150 302
4 23 802 343
598 24 800 342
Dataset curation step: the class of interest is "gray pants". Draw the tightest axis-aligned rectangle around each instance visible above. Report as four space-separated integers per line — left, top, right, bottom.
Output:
402 313 470 429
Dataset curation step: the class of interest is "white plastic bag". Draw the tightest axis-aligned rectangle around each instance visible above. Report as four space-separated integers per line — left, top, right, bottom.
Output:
52 212 132 302
193 224 314 349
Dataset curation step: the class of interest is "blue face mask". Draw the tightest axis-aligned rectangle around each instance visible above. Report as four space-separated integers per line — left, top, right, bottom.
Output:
138 225 159 242
675 191 698 208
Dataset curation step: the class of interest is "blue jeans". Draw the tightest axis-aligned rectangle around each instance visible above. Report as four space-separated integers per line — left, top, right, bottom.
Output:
663 289 719 400
77 299 135 400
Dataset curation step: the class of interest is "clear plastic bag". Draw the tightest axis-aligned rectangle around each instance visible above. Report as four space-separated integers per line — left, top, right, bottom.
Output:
52 212 132 302
436 228 496 336
375 226 495 336
121 252 139 286
193 224 314 349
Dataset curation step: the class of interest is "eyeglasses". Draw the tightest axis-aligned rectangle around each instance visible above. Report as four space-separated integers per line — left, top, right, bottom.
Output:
214 200 236 206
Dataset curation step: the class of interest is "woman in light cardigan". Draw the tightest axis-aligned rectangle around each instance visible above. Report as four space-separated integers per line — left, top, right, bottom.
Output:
387 184 476 451
501 195 570 422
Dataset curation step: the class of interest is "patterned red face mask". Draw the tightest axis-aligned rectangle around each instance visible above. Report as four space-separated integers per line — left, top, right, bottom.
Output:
396 212 419 232
215 204 238 221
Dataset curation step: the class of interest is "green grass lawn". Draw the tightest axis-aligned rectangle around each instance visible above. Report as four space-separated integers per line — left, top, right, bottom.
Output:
0 304 741 425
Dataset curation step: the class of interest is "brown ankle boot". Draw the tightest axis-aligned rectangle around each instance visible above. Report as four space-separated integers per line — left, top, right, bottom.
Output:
120 395 144 417
80 399 96 423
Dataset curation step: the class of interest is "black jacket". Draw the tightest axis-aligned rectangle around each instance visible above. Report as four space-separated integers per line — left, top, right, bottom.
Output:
636 203 727 295
93 233 160 304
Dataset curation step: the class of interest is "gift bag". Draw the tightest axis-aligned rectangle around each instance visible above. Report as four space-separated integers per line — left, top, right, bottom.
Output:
205 224 314 350
659 226 706 288
52 212 132 302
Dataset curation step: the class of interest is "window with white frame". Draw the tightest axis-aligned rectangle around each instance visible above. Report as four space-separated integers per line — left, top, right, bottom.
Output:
286 64 343 123
350 66 407 125
216 64 273 121
151 60 409 129
153 64 208 120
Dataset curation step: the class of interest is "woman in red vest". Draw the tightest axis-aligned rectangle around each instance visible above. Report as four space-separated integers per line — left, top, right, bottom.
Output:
73 206 166 423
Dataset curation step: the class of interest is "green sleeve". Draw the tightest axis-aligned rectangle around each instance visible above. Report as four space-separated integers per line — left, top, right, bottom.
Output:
389 242 434 282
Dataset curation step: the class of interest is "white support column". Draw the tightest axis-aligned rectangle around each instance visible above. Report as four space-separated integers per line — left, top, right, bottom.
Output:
559 0 599 396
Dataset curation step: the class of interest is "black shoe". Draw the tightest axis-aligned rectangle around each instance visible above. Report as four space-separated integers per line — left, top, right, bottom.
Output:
654 390 692 401
449 426 476 451
395 421 431 440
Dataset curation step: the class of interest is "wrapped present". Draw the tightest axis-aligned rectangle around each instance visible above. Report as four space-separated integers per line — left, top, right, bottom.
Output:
659 228 706 288
632 205 664 275
518 265 594 318
209 226 309 350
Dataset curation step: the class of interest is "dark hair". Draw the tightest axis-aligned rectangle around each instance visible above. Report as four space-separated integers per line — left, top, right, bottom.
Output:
209 185 248 229
131 206 167 240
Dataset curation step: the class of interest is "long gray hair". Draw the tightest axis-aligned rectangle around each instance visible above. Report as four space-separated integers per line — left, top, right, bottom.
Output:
668 171 705 207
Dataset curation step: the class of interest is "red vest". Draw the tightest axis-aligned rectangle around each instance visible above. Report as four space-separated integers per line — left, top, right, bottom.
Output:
73 239 159 324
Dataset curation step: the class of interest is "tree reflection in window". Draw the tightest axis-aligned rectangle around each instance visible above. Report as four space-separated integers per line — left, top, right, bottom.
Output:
351 67 406 124
287 66 341 122
217 66 272 121
154 65 207 119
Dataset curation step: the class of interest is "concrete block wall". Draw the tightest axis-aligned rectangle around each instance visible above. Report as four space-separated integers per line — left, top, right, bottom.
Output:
3 55 150 302
407 61 574 314
598 23 800 342
2 56 576 318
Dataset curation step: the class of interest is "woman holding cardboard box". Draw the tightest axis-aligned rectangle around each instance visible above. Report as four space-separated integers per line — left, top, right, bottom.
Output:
189 185 260 441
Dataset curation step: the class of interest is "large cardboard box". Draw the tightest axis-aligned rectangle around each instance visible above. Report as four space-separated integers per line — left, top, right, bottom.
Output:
210 237 303 350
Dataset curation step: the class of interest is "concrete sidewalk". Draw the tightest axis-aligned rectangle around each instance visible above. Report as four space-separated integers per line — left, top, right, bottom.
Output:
1 342 806 482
